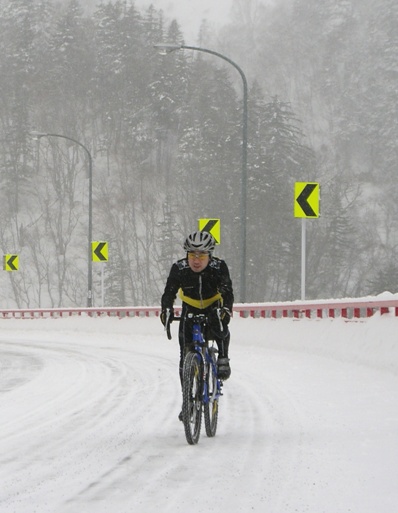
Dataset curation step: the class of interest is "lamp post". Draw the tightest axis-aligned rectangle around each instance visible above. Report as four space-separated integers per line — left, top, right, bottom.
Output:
154 43 248 303
31 132 93 307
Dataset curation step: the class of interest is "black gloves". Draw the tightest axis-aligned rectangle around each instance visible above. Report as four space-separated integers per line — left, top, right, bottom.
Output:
220 307 232 324
161 307 174 340
160 307 174 327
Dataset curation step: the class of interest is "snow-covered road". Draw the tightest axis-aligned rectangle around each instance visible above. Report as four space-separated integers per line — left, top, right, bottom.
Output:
1 315 397 513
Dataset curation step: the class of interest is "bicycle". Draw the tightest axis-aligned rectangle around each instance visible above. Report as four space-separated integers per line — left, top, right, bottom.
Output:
166 311 223 445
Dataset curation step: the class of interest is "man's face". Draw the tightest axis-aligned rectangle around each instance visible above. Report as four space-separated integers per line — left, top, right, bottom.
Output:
187 251 210 272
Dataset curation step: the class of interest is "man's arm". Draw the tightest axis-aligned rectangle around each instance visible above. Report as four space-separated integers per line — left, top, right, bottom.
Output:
219 260 234 311
161 263 180 310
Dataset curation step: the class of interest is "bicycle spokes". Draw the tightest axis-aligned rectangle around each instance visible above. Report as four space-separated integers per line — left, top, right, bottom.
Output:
182 353 202 445
180 315 223 445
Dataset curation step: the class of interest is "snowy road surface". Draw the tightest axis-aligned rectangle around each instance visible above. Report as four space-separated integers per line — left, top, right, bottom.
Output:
1 314 397 513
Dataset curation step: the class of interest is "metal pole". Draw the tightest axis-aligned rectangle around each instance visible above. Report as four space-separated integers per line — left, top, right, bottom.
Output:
33 133 93 307
101 264 105 307
301 218 306 300
154 44 248 303
87 150 93 307
183 46 248 303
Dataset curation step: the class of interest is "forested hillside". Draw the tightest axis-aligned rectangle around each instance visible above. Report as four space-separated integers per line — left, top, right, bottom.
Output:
0 0 396 308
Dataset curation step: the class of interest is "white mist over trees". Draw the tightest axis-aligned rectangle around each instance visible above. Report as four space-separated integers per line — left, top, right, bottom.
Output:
0 0 396 307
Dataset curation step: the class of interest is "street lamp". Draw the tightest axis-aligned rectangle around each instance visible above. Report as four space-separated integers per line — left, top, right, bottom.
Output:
154 43 248 303
31 132 94 307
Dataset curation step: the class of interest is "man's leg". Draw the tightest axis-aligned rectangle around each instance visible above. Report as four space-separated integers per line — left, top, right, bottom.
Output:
216 329 230 359
215 330 231 380
178 314 194 420
206 309 232 380
178 313 195 382
209 317 231 380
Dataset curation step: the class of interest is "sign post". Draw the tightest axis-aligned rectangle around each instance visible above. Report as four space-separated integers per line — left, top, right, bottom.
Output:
92 241 109 307
294 182 320 300
301 218 306 300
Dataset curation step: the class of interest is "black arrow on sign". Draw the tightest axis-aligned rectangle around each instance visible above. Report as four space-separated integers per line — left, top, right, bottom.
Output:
201 219 217 235
297 184 317 217
94 242 107 261
7 255 18 271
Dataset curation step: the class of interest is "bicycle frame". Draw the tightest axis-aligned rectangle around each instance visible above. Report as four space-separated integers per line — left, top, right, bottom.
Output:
167 311 223 444
171 312 223 402
190 314 223 405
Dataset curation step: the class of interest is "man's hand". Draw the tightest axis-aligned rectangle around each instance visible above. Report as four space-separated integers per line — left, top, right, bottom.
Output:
160 307 174 327
210 307 232 334
220 307 232 324
161 308 174 340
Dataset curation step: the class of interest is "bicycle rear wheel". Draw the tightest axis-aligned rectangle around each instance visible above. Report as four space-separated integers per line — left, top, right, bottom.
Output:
204 358 219 437
182 352 203 445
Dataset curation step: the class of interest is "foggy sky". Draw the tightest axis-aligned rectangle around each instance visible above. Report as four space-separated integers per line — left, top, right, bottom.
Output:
134 0 236 40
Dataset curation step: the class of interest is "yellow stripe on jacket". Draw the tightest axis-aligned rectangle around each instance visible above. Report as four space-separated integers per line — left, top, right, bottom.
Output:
178 289 222 309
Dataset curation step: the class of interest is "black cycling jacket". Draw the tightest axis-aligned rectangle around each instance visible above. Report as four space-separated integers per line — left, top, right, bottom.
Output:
161 256 234 312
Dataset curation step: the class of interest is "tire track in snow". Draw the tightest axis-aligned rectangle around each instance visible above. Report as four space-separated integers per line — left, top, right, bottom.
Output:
2 316 398 513
0 337 181 512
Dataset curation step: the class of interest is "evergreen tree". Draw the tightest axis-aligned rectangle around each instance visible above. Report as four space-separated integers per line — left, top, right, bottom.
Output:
308 178 358 298
248 95 315 300
45 0 95 132
367 262 398 296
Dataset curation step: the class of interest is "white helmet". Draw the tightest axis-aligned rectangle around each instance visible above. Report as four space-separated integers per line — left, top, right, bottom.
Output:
183 231 215 254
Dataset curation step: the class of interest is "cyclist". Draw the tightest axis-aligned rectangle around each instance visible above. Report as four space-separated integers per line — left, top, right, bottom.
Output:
161 231 234 385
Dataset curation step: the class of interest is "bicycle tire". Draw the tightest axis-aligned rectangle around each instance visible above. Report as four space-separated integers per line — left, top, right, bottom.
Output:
182 351 203 445
204 357 219 437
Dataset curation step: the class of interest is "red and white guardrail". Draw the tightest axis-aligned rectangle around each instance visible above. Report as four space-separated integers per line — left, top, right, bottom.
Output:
0 297 397 319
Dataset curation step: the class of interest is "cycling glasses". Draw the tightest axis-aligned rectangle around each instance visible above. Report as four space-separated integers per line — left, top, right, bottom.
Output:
187 251 210 260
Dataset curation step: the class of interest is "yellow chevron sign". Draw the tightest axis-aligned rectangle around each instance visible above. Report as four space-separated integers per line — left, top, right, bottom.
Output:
198 218 220 244
92 241 108 262
294 182 320 218
3 254 19 271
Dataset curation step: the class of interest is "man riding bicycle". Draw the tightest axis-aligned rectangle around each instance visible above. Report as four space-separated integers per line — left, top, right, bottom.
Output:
161 231 234 383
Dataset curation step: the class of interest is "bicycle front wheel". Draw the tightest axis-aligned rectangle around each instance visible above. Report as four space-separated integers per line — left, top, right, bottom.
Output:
204 359 219 437
182 352 203 445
